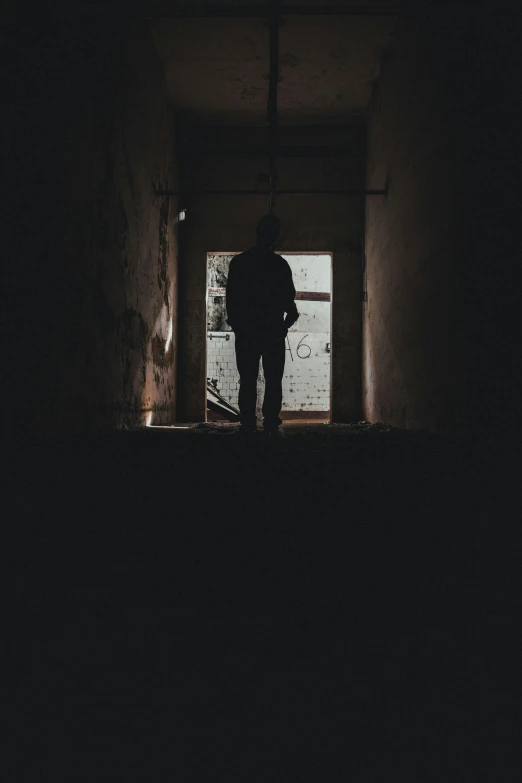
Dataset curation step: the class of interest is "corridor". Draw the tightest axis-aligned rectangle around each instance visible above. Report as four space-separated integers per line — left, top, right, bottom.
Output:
7 1 521 779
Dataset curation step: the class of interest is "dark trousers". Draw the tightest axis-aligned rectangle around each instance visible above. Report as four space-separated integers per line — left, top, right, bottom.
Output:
234 331 286 430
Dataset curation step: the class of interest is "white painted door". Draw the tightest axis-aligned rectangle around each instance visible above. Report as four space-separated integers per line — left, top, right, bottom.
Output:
281 253 331 415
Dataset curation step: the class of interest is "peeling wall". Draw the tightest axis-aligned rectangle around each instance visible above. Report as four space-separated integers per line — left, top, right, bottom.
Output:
364 13 521 432
5 12 178 435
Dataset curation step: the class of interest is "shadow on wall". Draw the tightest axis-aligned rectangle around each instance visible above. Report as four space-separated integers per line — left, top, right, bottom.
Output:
5 14 179 436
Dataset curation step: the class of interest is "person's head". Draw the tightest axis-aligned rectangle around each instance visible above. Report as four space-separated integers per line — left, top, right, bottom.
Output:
255 214 281 249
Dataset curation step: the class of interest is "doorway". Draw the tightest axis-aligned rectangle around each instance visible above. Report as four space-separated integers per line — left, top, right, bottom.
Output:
206 252 332 422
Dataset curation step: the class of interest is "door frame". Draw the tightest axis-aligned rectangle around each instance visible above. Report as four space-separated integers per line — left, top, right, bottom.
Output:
205 250 333 423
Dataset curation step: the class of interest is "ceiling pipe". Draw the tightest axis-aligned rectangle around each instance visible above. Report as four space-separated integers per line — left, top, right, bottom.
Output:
268 0 280 215
196 146 365 159
75 3 404 18
157 189 387 196
141 4 504 19
73 3 518 18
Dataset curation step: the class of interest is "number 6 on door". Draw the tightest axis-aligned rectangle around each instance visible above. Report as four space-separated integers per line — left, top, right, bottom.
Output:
296 334 312 359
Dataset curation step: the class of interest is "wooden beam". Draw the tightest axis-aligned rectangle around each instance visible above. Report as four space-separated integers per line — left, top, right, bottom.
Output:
295 291 331 302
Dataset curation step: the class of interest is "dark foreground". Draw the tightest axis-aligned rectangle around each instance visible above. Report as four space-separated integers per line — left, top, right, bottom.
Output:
10 423 521 781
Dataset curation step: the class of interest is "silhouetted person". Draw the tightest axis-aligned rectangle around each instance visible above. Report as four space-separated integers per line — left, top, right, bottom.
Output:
226 215 299 435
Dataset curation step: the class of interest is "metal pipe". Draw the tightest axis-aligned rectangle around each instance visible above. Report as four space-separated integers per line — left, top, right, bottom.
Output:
140 5 404 18
157 189 387 196
188 125 365 133
197 145 365 159
72 3 516 18
268 0 280 215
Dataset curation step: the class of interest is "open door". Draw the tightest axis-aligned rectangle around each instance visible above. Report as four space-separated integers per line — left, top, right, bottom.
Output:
206 252 332 422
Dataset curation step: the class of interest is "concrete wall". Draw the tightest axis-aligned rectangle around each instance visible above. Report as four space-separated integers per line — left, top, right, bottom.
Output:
364 13 522 432
4 11 178 436
178 125 364 422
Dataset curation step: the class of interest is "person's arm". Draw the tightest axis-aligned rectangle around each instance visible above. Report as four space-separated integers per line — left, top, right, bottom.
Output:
283 261 299 329
226 256 240 330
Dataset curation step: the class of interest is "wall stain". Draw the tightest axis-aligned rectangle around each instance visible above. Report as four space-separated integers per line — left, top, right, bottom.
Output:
157 188 170 307
280 52 301 68
118 306 149 396
151 332 175 368
241 85 264 101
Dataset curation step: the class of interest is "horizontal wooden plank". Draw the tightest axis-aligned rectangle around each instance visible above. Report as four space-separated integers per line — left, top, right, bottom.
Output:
295 291 331 302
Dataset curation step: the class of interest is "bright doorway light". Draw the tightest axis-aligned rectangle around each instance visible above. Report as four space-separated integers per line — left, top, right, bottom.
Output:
206 252 332 423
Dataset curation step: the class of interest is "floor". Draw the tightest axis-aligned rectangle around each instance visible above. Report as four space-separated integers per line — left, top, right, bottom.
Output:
11 423 521 781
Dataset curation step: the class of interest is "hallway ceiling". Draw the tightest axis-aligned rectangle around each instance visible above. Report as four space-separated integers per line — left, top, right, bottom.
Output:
149 3 397 123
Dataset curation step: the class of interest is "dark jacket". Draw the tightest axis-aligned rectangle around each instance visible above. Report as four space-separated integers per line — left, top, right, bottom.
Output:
226 247 299 336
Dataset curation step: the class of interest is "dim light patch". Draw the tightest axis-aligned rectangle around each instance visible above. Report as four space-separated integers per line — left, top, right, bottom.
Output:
146 411 153 427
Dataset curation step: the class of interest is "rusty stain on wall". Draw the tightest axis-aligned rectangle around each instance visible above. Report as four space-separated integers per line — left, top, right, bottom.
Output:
157 190 171 308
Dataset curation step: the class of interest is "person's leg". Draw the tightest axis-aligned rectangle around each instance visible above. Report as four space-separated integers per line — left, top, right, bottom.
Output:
235 332 261 430
261 336 286 431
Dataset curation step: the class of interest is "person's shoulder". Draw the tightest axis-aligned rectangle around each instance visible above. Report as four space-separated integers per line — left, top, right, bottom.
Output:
230 249 254 265
272 253 292 272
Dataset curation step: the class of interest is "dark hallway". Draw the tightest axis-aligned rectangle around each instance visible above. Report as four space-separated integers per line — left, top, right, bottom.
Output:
6 1 522 780
12 425 521 780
